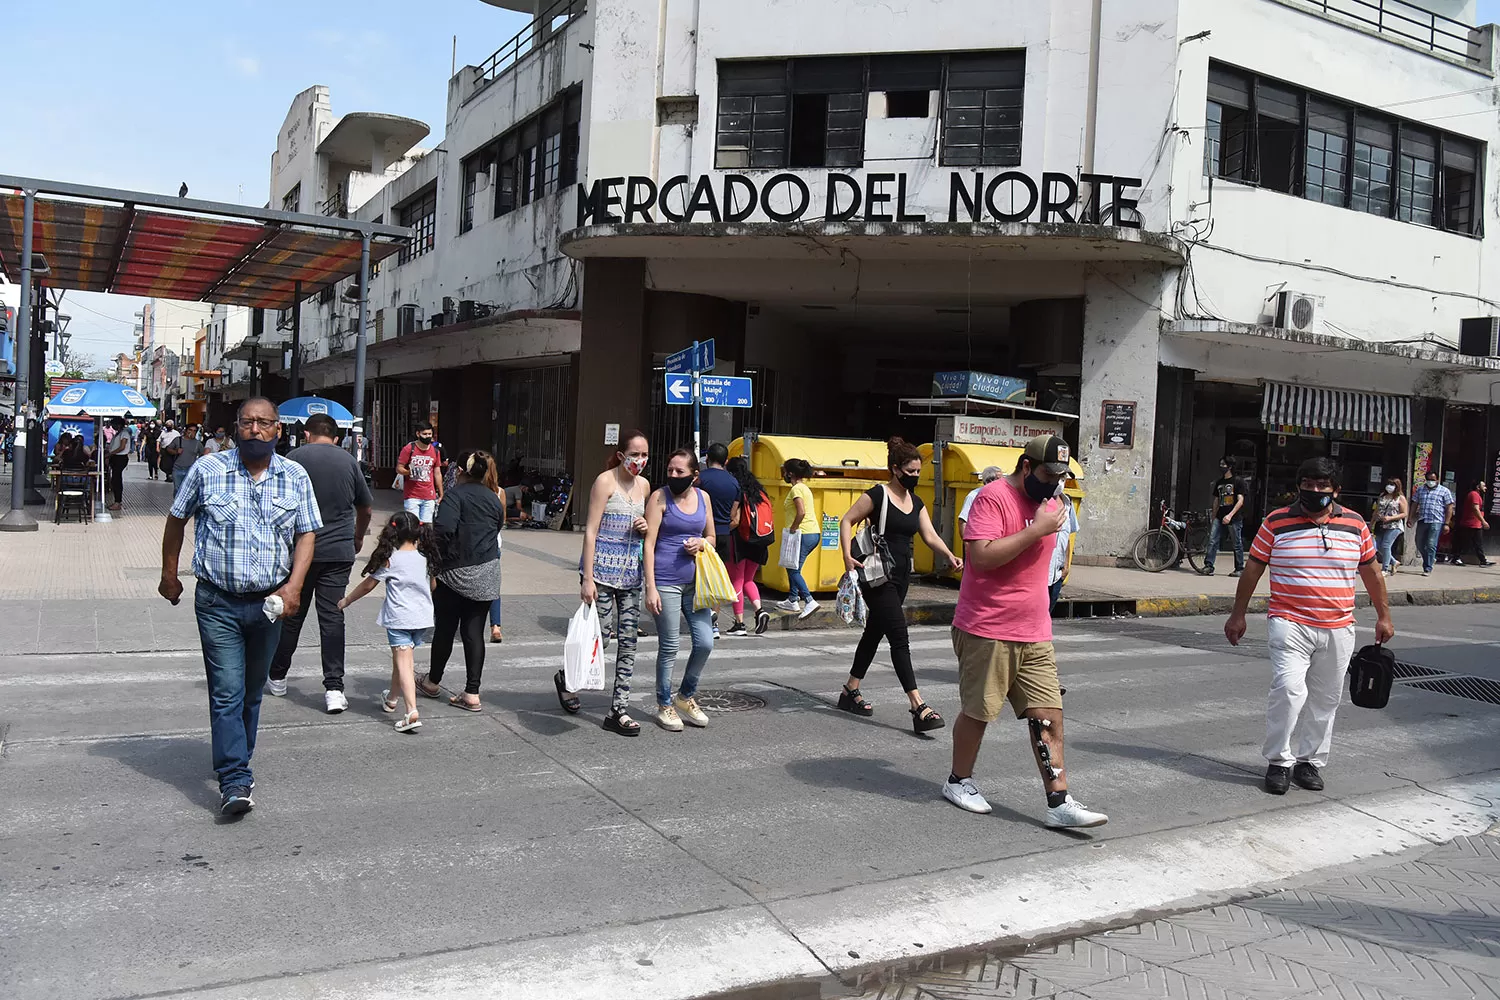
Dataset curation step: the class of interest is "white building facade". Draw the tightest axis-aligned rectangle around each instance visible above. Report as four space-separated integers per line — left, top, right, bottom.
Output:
278 0 1500 558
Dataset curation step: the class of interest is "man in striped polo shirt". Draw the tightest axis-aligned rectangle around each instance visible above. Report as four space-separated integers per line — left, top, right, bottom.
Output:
1225 457 1394 796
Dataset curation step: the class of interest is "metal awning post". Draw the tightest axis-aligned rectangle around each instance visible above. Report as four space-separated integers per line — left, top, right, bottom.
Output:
289 280 301 399
1 190 39 532
351 233 370 463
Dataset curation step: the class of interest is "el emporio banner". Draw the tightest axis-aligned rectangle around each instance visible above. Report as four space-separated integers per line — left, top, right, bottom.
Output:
577 170 1144 229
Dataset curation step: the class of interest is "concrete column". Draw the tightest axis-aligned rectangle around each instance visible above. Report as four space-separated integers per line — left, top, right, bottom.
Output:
1074 263 1170 561
572 259 649 525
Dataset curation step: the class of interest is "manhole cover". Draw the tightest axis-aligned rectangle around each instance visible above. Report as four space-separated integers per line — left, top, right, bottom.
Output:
693 689 766 713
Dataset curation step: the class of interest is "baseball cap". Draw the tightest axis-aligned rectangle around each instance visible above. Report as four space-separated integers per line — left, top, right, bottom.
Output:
1023 435 1071 475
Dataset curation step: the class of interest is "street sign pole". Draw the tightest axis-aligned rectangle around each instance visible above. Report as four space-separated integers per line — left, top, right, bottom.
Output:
692 339 701 460
1 189 38 531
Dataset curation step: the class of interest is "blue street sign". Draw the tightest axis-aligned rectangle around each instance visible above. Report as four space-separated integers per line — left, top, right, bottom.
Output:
699 375 754 409
664 372 693 405
665 338 715 374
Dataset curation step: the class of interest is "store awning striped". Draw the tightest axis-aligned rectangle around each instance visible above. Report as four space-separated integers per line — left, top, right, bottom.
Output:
1261 381 1411 435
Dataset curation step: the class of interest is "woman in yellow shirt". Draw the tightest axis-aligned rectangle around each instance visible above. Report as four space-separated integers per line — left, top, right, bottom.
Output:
777 458 821 618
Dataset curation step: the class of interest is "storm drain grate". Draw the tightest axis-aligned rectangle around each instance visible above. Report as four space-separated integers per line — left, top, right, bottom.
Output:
1405 676 1500 705
1393 661 1447 680
693 689 767 713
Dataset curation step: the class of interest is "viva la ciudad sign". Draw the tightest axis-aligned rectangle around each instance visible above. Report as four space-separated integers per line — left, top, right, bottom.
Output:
578 169 1144 229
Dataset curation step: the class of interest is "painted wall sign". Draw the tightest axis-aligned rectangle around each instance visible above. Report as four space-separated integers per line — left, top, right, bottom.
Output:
1099 400 1136 450
953 416 1065 448
577 170 1144 229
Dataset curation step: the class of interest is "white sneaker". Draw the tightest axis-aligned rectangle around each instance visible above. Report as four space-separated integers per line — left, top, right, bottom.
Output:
797 598 821 620
1045 795 1108 829
942 777 993 814
266 678 288 697
673 695 709 728
324 690 349 714
775 598 802 613
656 704 684 732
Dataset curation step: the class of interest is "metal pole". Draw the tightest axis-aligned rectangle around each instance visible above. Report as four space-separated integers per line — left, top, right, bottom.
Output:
692 338 701 461
1 190 39 531
289 280 301 399
25 277 47 499
352 234 370 463
250 308 263 398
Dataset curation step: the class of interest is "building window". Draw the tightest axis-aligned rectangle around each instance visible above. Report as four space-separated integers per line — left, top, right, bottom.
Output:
282 184 301 213
1205 61 1481 235
459 149 492 234
871 53 941 120
716 60 791 169
396 186 436 264
479 89 582 219
940 51 1025 167
788 57 866 168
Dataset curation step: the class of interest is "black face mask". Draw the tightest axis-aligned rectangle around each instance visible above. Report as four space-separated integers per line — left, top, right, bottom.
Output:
1299 489 1335 513
239 436 276 462
666 475 693 496
417 436 433 446
896 473 919 492
1023 472 1059 504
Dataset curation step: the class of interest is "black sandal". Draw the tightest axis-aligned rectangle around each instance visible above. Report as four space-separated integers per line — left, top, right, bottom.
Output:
911 704 946 733
553 670 581 715
838 684 874 716
603 711 641 737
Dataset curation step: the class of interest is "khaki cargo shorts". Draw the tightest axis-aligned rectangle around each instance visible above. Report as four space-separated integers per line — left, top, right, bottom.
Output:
951 627 1063 722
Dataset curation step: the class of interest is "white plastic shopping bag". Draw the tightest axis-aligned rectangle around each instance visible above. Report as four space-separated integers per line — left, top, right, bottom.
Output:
563 602 606 691
778 528 802 570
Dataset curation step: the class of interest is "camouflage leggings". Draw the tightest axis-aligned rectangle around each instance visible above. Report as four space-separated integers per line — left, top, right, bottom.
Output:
595 585 642 714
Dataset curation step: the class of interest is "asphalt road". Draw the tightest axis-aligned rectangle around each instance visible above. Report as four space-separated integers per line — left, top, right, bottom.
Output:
2 603 1498 1000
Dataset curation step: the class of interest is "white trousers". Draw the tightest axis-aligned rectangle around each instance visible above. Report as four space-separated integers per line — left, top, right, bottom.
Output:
1263 617 1356 768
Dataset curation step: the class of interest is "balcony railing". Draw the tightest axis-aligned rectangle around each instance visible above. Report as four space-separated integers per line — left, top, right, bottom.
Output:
1289 0 1479 62
321 183 348 219
476 0 586 87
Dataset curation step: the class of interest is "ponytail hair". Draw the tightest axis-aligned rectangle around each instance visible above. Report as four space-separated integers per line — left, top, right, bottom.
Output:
783 457 813 481
887 436 920 470
362 511 437 577
454 449 492 482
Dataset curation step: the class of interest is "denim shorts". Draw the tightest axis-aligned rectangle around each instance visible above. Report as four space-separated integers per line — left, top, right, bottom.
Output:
386 627 434 649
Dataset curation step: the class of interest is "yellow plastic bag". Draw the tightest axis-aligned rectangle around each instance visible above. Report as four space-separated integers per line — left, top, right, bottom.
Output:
693 545 736 611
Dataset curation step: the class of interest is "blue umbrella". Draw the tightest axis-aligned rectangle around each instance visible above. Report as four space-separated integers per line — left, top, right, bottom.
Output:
278 396 357 429
45 380 157 418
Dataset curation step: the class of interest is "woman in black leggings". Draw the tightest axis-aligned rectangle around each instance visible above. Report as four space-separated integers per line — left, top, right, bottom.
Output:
417 451 503 711
838 437 964 734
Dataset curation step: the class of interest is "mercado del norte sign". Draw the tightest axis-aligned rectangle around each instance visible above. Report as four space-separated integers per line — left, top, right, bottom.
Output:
577 170 1144 228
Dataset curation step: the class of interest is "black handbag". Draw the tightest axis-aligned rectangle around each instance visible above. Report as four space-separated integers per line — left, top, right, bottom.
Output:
1348 643 1395 709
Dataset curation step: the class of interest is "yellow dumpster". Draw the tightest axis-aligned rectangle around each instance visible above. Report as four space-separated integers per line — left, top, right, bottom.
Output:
914 443 1085 576
729 435 889 594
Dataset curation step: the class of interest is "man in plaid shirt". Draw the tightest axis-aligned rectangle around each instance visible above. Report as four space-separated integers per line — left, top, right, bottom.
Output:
160 398 322 817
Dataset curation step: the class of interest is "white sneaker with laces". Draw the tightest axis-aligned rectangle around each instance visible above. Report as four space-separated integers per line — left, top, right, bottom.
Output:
656 704 684 731
1045 795 1108 829
266 678 288 697
798 598 821 620
775 598 802 613
942 777 993 814
325 690 349 714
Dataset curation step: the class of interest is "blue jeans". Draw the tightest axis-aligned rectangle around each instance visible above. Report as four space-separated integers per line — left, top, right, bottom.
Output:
1416 521 1442 573
172 465 190 497
785 532 820 602
1205 518 1243 573
489 597 502 628
195 580 283 793
653 582 714 706
403 497 436 523
1375 525 1403 571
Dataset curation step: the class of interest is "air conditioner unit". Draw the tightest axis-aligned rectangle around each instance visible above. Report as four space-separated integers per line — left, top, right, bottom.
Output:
398 304 420 337
458 299 477 323
1275 290 1325 334
1458 317 1500 358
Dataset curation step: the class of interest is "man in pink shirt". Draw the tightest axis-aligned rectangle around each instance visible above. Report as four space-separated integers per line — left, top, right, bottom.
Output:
943 435 1108 829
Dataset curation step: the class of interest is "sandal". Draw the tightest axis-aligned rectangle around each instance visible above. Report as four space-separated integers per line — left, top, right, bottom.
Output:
448 695 482 713
394 711 422 733
603 711 641 737
379 689 399 714
553 670 581 715
837 684 874 717
490 626 503 644
911 704 946 734
416 674 443 699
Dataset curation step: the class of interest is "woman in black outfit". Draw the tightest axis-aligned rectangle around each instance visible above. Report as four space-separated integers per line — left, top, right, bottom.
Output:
142 421 161 480
417 450 503 712
838 437 963 734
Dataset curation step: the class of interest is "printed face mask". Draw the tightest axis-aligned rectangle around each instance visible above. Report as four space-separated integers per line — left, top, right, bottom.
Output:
622 455 647 476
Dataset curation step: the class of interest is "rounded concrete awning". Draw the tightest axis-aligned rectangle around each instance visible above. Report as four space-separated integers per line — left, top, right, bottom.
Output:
560 220 1186 263
317 113 430 171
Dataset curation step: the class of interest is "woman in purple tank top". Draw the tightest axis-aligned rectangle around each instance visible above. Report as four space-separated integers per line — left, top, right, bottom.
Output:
644 448 717 732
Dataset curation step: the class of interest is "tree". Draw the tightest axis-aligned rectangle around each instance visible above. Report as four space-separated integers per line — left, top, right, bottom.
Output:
62 351 97 380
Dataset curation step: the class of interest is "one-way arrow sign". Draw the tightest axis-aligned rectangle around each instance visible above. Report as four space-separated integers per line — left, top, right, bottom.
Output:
664 373 693 405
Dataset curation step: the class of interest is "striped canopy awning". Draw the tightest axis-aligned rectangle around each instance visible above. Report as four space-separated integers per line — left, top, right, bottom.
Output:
1261 381 1411 435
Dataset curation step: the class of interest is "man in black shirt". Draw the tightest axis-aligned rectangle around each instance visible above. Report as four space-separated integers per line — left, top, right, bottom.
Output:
1205 456 1247 577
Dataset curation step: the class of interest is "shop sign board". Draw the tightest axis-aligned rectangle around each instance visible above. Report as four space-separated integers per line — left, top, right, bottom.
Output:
953 415 1064 448
1099 400 1137 449
932 371 1029 404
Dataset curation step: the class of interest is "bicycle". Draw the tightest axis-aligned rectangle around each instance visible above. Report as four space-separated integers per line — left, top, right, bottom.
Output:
1131 501 1211 574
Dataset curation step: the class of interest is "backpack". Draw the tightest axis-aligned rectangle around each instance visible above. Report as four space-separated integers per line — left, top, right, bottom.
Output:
1348 643 1395 710
738 487 775 546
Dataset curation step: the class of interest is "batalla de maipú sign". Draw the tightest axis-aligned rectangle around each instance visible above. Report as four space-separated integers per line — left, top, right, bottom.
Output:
577 171 1144 228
